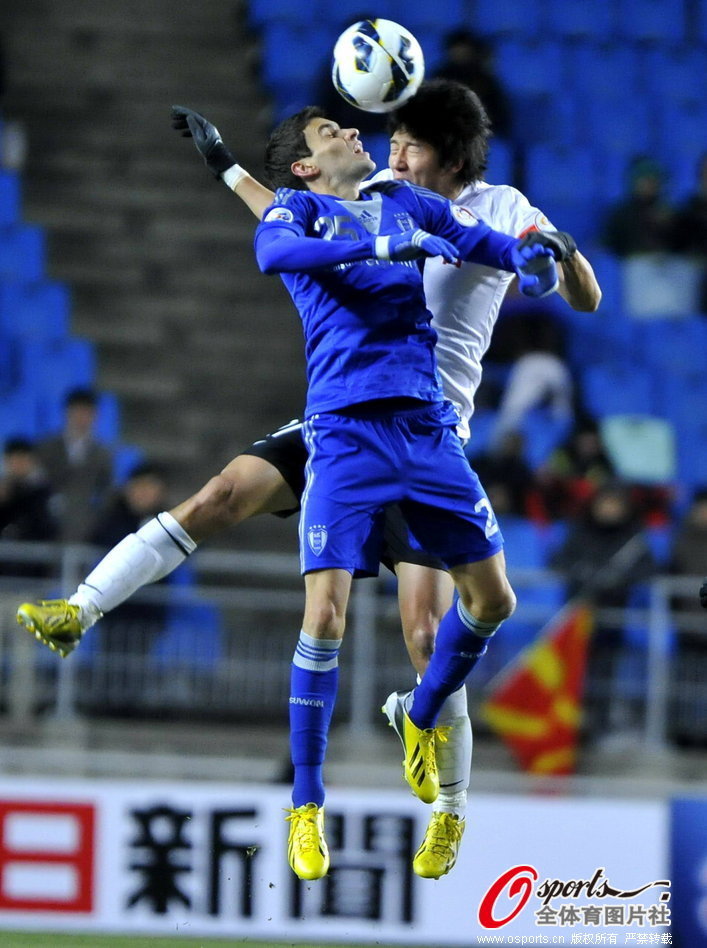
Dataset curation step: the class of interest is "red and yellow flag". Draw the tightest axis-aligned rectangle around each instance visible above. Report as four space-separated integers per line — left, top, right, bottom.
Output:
481 601 593 775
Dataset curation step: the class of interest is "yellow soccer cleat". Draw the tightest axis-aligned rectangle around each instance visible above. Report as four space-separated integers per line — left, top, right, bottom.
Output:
413 811 466 879
382 690 450 804
16 600 84 658
285 803 330 880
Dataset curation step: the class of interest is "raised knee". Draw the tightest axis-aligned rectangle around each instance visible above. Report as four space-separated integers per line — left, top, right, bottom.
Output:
192 473 242 524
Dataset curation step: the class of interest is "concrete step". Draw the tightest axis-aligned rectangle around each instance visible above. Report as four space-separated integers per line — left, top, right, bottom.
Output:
4 0 251 42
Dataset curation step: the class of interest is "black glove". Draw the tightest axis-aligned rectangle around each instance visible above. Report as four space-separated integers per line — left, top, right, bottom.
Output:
516 230 577 262
171 105 236 178
700 577 707 609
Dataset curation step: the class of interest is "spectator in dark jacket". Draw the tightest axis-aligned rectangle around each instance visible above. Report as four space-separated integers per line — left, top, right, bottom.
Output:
0 437 57 576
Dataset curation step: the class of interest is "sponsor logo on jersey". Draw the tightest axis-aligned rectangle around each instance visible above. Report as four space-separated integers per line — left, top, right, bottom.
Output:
451 204 478 226
264 206 294 223
307 525 328 555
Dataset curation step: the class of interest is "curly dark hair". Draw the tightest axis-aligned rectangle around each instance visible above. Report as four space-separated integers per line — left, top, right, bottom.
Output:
264 105 328 189
386 79 491 184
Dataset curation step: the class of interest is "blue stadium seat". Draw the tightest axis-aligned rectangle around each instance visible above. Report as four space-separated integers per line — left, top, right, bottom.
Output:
644 524 675 569
658 103 707 159
495 40 566 97
520 407 573 470
485 138 514 186
0 281 70 341
545 0 617 39
667 150 704 202
0 225 45 281
638 316 707 375
499 515 548 570
94 391 121 444
261 23 331 91
562 307 640 381
0 385 39 440
0 172 21 224
657 371 707 435
465 407 498 460
474 0 542 39
578 94 654 158
674 419 707 491
537 520 569 561
580 363 657 418
316 1 400 28
524 144 598 206
19 338 97 435
581 251 623 314
642 47 707 108
616 0 685 43
569 43 641 100
270 81 319 124
112 443 146 484
248 0 310 29
403 0 466 34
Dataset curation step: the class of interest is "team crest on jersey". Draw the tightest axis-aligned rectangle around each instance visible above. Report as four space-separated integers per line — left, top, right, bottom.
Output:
307 524 328 555
451 205 478 226
264 206 294 223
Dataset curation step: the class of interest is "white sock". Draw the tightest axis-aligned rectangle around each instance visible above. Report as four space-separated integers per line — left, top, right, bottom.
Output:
434 684 472 820
69 513 197 627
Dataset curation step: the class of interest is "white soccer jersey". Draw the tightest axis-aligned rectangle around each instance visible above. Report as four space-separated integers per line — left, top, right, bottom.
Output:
367 172 554 440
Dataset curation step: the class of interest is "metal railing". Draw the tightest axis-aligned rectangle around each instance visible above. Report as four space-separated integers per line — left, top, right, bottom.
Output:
1 541 705 750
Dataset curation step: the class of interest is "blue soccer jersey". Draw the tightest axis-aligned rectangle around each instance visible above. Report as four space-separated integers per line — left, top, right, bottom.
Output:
254 180 518 417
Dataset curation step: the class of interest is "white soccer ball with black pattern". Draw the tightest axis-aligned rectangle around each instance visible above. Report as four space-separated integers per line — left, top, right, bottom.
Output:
331 19 425 114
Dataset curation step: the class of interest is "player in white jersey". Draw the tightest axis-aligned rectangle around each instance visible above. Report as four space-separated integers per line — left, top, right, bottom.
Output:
17 80 600 880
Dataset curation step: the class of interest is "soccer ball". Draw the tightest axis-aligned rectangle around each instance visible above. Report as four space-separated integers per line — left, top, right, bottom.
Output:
331 19 425 114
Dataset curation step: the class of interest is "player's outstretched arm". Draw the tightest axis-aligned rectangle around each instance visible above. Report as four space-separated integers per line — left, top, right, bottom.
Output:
255 225 459 275
557 249 602 312
171 105 274 219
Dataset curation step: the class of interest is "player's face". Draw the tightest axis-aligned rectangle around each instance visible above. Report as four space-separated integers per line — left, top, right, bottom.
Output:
389 128 460 199
301 118 375 186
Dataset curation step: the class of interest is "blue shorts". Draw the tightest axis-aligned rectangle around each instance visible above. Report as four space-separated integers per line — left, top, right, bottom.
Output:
299 402 504 576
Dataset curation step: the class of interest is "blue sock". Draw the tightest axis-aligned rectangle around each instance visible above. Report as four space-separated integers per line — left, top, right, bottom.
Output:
289 630 340 808
409 600 499 729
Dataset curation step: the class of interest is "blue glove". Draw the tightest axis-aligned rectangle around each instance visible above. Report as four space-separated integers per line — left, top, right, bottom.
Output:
375 229 459 263
510 241 559 298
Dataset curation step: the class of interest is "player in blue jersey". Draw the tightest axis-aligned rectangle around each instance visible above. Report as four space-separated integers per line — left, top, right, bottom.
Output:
252 105 569 879
18 89 591 882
